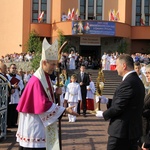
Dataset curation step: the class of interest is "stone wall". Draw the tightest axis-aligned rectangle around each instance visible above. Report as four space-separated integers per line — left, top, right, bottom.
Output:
5 62 32 71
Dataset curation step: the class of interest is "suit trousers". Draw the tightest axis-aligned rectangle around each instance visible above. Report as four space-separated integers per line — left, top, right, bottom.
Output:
77 92 86 115
82 92 87 114
107 136 139 150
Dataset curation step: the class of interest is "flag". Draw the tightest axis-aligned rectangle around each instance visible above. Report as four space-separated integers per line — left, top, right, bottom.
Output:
141 0 145 26
115 10 120 21
110 9 115 21
75 8 79 20
38 11 44 23
141 14 145 26
67 8 71 20
71 8 75 20
112 9 115 21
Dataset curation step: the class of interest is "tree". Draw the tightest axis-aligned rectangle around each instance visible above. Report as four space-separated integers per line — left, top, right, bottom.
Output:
26 30 42 70
58 30 65 48
117 39 128 54
26 30 42 53
58 30 69 52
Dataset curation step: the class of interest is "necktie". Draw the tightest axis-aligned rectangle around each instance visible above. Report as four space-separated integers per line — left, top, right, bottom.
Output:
81 73 84 81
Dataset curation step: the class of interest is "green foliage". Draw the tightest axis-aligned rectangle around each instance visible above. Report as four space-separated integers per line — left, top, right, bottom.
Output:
31 51 41 70
26 30 42 53
117 39 128 53
57 30 69 52
26 30 42 70
58 30 65 48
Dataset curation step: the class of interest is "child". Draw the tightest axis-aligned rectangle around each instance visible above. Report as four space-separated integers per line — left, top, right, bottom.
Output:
64 74 82 122
86 74 95 110
134 62 143 80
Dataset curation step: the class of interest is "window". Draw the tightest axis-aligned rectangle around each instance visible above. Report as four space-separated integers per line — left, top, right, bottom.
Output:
136 0 141 26
32 0 39 23
135 0 150 26
96 0 103 20
144 0 149 26
88 0 94 19
80 0 86 19
80 0 103 20
32 0 47 23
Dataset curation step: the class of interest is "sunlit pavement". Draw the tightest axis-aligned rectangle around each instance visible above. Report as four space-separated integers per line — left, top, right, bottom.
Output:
0 104 108 150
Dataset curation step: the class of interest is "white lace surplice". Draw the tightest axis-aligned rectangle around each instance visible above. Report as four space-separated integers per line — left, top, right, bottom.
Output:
16 104 65 150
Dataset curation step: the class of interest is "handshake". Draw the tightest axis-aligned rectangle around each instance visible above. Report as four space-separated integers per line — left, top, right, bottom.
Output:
96 110 104 118
96 95 109 104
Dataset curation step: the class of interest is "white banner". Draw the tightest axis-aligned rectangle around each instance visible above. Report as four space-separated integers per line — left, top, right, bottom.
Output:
80 37 101 46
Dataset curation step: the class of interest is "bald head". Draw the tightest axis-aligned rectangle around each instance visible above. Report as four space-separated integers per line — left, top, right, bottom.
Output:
0 62 7 74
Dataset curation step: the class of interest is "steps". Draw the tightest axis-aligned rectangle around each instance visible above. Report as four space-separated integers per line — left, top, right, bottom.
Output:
102 70 122 99
72 68 99 83
67 69 122 99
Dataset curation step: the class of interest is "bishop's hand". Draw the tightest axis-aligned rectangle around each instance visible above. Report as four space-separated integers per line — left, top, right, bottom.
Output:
65 106 79 116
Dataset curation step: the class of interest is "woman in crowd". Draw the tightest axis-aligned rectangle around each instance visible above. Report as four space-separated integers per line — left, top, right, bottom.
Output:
140 64 150 150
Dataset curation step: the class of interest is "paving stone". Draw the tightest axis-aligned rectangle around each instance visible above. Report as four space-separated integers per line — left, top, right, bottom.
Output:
0 104 109 150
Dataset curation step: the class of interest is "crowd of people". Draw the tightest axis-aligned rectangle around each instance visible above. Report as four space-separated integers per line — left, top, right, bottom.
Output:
59 50 100 70
101 52 150 71
0 51 34 63
0 49 101 71
1 40 150 149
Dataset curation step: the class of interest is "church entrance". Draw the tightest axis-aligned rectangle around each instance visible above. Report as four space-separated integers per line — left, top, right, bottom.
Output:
79 45 101 69
79 45 101 60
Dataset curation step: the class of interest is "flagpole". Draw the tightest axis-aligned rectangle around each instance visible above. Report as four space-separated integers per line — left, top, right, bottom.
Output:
57 41 68 150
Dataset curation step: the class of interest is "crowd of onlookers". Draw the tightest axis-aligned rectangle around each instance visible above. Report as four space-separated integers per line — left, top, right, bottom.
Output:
59 51 100 70
101 52 150 71
0 50 100 70
0 51 35 63
1 51 150 72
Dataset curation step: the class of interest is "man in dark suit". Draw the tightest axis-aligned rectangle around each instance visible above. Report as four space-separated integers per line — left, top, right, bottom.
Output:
103 54 145 150
77 64 90 117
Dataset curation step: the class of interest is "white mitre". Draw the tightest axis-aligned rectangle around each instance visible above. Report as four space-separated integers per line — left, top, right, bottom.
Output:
42 38 58 60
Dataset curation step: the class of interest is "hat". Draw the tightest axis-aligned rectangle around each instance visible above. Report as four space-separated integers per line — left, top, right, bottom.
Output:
41 38 58 60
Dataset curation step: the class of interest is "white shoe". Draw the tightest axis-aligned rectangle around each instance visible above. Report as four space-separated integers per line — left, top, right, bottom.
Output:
71 120 76 122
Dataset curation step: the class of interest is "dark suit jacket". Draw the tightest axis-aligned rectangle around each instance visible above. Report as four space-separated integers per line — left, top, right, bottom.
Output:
77 72 90 94
103 72 145 139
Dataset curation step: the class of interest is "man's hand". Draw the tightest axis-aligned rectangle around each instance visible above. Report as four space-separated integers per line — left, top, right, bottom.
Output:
13 83 19 89
142 143 149 150
80 82 83 85
65 106 79 116
87 88 90 91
